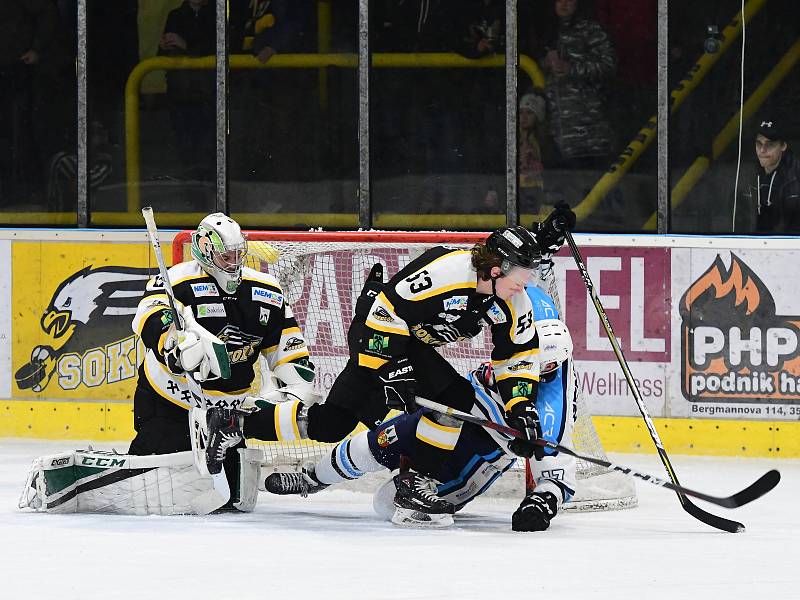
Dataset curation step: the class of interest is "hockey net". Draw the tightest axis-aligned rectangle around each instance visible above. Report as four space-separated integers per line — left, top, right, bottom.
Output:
173 231 636 511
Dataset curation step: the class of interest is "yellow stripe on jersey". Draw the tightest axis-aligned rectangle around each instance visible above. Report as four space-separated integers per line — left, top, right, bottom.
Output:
242 275 282 292
496 371 540 382
133 302 170 336
358 353 388 369
274 400 301 441
395 250 475 301
415 415 462 450
408 281 477 302
365 292 410 335
504 396 530 412
157 328 171 355
170 273 211 287
272 350 311 368
365 320 411 336
494 348 540 366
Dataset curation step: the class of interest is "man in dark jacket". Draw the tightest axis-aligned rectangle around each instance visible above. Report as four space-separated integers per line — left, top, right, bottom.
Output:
742 118 800 234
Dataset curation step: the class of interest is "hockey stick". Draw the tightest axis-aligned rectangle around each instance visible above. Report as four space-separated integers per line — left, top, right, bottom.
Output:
557 226 749 532
415 397 780 510
141 207 230 514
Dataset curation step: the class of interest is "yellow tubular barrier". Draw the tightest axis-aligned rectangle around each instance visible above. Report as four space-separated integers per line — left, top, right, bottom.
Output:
573 0 768 226
642 37 800 229
125 52 545 219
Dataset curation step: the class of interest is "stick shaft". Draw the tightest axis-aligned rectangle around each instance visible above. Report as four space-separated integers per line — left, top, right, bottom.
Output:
554 226 745 531
415 397 778 511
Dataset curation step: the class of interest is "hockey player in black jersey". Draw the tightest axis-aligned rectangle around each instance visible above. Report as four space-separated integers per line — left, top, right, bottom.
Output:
265 292 578 531
267 225 548 508
19 213 322 515
129 213 319 503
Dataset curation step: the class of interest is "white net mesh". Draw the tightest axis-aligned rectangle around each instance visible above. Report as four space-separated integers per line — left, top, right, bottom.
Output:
177 232 636 511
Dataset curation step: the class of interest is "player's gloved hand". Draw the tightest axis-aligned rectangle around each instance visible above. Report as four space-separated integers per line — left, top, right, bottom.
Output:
164 306 230 382
512 491 558 532
534 201 576 256
377 357 417 413
507 402 544 460
260 360 322 406
354 263 384 319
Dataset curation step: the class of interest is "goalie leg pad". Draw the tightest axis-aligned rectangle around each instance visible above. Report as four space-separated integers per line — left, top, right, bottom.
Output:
19 449 239 515
232 448 262 512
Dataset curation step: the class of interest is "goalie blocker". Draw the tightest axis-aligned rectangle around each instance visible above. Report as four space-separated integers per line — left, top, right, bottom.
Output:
19 448 262 515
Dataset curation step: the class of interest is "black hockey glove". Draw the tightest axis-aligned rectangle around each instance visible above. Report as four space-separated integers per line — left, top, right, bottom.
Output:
354 263 384 320
534 201 576 256
507 402 544 461
512 491 558 532
377 357 417 413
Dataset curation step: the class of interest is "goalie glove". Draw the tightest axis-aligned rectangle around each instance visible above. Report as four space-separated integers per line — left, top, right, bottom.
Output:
377 357 417 413
164 306 231 382
506 402 544 461
534 201 576 257
259 360 322 406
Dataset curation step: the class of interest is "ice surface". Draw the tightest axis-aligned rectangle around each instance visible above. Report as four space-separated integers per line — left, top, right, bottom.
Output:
2 439 796 600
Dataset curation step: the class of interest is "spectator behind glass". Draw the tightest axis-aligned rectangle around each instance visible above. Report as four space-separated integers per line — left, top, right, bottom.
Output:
454 0 504 59
158 0 216 181
518 92 547 215
535 0 616 169
0 0 57 204
250 1 315 63
739 118 800 234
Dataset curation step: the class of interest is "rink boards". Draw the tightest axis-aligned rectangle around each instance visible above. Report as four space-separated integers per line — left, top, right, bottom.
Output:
1 229 799 457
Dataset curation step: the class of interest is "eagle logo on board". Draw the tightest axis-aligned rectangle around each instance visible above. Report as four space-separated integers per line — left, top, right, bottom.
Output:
14 266 152 392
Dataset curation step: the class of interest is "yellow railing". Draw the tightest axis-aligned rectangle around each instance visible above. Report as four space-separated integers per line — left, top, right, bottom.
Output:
124 52 545 224
642 37 800 229
572 0 768 227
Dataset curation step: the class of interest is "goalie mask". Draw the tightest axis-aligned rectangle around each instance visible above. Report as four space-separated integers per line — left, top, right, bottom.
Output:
191 213 248 293
536 319 573 375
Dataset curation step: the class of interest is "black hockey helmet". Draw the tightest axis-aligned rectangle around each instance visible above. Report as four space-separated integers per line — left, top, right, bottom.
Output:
485 226 541 273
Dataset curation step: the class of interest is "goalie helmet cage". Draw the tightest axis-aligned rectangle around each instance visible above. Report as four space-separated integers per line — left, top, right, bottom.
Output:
173 230 637 512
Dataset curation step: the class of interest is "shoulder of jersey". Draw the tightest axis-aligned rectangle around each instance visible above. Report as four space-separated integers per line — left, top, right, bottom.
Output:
500 290 537 344
241 266 282 291
394 248 475 301
168 261 208 286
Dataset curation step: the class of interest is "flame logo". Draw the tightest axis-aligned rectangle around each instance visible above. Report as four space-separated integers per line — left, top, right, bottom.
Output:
680 254 774 327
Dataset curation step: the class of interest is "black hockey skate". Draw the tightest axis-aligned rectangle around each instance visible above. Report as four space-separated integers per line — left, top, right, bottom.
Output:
264 463 328 498
393 471 454 515
205 408 243 475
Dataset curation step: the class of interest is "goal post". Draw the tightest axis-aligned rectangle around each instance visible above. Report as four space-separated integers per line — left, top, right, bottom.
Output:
172 230 637 511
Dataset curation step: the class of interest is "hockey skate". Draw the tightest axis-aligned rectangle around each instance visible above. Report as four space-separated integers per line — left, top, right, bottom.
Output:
204 408 244 475
392 471 455 528
264 462 328 498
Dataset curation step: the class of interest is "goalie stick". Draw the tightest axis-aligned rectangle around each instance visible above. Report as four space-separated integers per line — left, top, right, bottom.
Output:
415 397 780 511
141 206 230 514
545 221 762 532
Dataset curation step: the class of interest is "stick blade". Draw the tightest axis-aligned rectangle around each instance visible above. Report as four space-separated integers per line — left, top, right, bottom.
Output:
727 469 781 508
682 498 745 533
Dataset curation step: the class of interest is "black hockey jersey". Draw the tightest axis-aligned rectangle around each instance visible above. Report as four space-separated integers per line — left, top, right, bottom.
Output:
358 247 541 409
132 261 309 410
